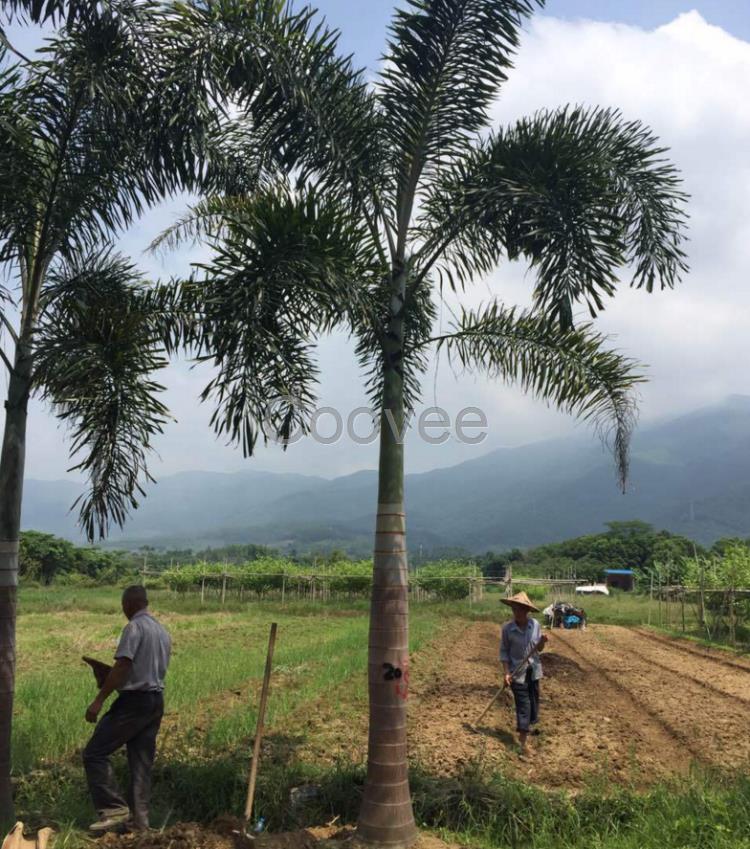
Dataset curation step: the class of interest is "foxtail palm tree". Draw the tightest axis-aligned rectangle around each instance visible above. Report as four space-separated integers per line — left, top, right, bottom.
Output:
0 0 247 821
158 1 688 845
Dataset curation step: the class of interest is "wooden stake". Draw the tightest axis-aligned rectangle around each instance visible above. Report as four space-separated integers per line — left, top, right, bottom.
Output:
681 590 686 633
244 622 278 827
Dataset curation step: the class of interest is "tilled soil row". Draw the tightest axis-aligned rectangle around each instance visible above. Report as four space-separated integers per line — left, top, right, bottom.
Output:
632 628 750 675
564 626 750 770
595 627 750 707
551 630 704 762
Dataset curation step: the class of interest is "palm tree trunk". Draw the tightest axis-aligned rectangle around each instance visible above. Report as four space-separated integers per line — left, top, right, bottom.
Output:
358 273 417 848
0 338 33 826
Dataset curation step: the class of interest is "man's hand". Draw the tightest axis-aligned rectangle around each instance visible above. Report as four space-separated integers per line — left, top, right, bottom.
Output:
540 634 549 646
503 673 513 687
85 698 103 724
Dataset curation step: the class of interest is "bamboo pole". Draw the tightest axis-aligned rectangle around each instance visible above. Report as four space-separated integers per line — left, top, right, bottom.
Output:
244 622 278 828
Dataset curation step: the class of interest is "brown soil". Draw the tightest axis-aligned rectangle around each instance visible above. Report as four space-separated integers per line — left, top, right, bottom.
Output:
632 627 750 673
99 822 460 849
408 623 750 789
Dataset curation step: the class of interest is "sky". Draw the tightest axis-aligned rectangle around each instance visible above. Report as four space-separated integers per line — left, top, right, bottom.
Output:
8 1 750 484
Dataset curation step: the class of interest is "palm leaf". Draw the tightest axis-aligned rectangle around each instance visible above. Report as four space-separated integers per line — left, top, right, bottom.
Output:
424 302 644 487
34 248 169 540
381 0 543 243
183 182 383 455
416 106 688 325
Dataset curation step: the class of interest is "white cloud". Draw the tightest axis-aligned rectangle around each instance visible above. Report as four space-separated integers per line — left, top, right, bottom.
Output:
17 10 750 483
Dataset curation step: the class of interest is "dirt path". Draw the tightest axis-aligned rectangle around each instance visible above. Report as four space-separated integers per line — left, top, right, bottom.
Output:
408 622 750 789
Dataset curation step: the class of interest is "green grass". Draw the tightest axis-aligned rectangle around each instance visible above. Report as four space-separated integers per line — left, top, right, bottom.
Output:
11 587 750 848
12 590 441 773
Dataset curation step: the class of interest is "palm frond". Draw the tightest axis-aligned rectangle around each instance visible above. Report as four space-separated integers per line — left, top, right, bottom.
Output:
185 182 383 455
415 106 689 325
1 0 92 24
148 195 250 257
162 0 392 248
424 302 644 487
34 248 169 540
381 0 543 242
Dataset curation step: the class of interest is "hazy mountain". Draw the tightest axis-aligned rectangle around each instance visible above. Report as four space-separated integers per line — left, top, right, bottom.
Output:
22 396 750 553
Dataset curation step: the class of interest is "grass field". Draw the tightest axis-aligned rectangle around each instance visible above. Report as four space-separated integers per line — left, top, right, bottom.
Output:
11 588 750 849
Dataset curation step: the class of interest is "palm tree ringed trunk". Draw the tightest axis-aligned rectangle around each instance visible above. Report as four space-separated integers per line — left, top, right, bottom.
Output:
358 270 417 848
0 332 33 826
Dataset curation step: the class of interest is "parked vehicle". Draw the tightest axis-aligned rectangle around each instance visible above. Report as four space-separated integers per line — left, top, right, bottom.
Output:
575 583 610 596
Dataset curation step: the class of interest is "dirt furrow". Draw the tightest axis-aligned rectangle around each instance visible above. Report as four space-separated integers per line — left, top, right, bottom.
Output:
575 626 750 769
633 628 750 674
599 627 750 706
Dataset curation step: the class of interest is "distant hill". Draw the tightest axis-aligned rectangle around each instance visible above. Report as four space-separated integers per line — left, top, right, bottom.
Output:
22 396 750 553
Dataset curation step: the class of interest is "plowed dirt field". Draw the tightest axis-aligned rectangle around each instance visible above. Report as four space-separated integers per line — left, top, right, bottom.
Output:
408 623 750 789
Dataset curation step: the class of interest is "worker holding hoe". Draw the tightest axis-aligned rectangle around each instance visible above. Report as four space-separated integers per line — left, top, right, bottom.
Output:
82 586 172 834
500 591 549 757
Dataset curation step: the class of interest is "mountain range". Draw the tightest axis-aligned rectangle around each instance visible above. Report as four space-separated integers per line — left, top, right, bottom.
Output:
23 395 750 554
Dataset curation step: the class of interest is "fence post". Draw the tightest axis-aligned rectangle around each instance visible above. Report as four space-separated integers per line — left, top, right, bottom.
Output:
681 589 686 632
201 578 205 605
281 574 286 606
648 573 653 627
697 551 707 632
221 574 227 606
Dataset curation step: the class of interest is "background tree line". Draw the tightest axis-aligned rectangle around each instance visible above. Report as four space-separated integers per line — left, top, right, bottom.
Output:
21 520 750 588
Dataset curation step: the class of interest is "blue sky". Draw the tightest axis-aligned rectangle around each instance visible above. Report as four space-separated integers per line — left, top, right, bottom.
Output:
312 1 749 69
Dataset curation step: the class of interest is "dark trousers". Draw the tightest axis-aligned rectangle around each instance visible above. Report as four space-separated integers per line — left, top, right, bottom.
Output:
510 669 539 733
83 691 164 829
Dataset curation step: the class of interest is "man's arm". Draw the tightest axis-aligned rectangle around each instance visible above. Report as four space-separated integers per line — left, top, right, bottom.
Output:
85 658 133 723
500 627 513 687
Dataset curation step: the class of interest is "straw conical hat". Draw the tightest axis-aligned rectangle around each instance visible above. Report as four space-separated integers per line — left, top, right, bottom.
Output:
501 591 540 612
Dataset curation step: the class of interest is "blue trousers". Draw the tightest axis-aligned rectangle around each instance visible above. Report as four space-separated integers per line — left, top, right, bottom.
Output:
510 668 540 733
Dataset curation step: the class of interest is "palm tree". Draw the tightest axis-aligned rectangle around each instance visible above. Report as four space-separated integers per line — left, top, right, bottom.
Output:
0 0 243 821
157 1 688 845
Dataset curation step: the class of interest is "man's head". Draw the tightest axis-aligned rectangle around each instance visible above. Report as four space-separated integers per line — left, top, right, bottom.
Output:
510 602 529 624
122 585 148 620
501 591 540 622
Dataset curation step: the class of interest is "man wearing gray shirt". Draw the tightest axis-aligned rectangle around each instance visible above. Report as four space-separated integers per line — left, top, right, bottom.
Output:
83 586 172 834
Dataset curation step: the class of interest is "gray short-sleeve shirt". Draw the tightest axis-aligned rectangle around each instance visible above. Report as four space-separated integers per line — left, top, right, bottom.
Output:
115 609 171 692
500 618 543 683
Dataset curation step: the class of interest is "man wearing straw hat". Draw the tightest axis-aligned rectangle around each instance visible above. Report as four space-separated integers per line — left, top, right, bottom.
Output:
500 591 549 757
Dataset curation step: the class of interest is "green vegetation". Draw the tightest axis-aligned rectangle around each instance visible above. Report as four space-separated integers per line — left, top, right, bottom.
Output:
19 532 136 586
10 588 750 849
161 558 482 601
484 521 706 584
